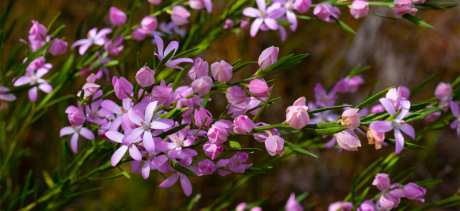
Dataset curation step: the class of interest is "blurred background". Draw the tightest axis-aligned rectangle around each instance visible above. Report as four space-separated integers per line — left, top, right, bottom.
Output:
1 0 459 210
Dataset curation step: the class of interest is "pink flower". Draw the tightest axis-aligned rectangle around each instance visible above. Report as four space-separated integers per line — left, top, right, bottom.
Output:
435 82 452 105
159 172 192 196
367 127 385 149
286 192 303 211
329 202 353 211
236 203 247 211
227 99 250 118
192 76 213 95
203 141 224 159
286 97 310 129
14 64 52 102
424 105 441 122
213 120 234 133
334 129 361 151
371 105 385 113
372 173 391 191
106 131 143 166
450 101 460 136
399 86 410 99
153 35 193 70
104 35 124 56
412 0 426 4
141 16 158 33
295 0 312 13
314 83 337 107
226 86 247 104
253 122 280 142
349 0 369 19
233 115 255 134
26 57 52 73
50 38 67 56
136 66 155 87
132 28 147 41
404 183 426 202
0 87 16 110
60 125 95 153
265 133 285 156
71 28 112 55
258 46 279 70
378 190 403 210
29 20 47 41
171 6 191 26
336 75 364 93
189 0 213 13
313 4 341 23
79 74 100 99
109 7 127 26
148 0 162 4
358 200 375 211
370 99 415 154
249 79 270 97
189 57 209 80
223 19 234 29
177 98 195 117
151 80 174 106
211 60 233 82
393 0 417 18
66 106 86 126
194 106 213 128
112 76 133 99
190 159 217 176
243 0 286 36
208 124 228 145
228 152 252 173
101 98 133 132
341 108 360 129
240 20 250 29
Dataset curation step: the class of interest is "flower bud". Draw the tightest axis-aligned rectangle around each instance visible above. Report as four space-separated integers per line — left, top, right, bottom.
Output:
194 106 213 128
176 98 194 117
136 66 155 87
371 105 384 113
236 203 247 211
50 38 68 56
112 76 133 99
29 20 47 41
141 16 158 32
207 125 227 145
233 115 255 134
378 193 400 210
399 86 410 99
258 46 279 70
151 80 174 106
314 4 341 23
358 200 375 211
240 20 250 29
329 202 353 211
65 106 85 126
349 0 369 19
372 173 391 191
265 134 285 156
226 99 249 118
367 127 385 149
109 7 127 26
249 79 270 97
253 123 280 142
190 0 213 13
403 183 426 202
286 97 310 129
191 76 212 95
189 58 209 80
213 120 234 133
286 193 303 211
341 108 360 129
226 86 247 104
132 28 147 41
435 82 452 103
196 159 217 175
171 6 191 26
334 130 361 151
148 0 162 4
295 0 312 13
211 60 233 82
223 19 234 29
203 141 223 160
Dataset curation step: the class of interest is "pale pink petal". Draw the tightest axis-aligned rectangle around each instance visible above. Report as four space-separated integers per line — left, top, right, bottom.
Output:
400 124 415 139
379 98 396 115
70 133 79 153
257 0 266 10
250 18 264 37
394 129 404 155
101 100 122 114
111 145 128 166
243 7 260 17
143 130 155 152
153 35 164 57
129 145 142 161
123 127 144 145
14 76 31 86
370 121 393 133
128 109 144 125
60 126 75 137
150 119 174 129
38 82 52 93
159 173 180 188
28 87 37 102
105 131 124 143
264 18 278 30
180 174 192 196
141 161 151 179
80 127 95 140
450 101 459 117
145 101 158 123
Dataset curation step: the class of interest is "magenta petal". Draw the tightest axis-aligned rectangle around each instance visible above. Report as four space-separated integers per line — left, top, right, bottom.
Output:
450 101 459 117
150 119 174 129
101 100 122 114
180 174 192 196
129 145 142 161
369 121 393 133
394 129 404 155
256 0 266 11
159 173 180 188
250 18 264 37
143 130 155 153
145 101 158 123
80 127 95 140
400 124 415 139
141 161 151 179
105 131 124 143
128 109 143 126
111 145 128 166
70 133 79 153
379 98 396 115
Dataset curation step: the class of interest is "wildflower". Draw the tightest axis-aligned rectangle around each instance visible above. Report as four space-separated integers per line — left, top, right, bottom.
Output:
369 99 414 154
66 105 86 126
236 203 247 211
203 141 224 159
223 19 234 29
435 82 452 106
367 127 385 149
189 0 213 13
286 97 310 129
335 75 364 93
189 159 217 176
13 64 52 102
450 101 460 136
159 171 192 196
211 60 233 82
313 4 341 23
171 6 191 26
141 16 158 33
192 76 213 95
132 28 147 41
265 133 285 156
151 80 174 106
136 66 155 87
228 152 252 173
295 0 311 13
242 0 285 36
104 35 124 56
249 79 270 97
29 20 47 41
258 46 279 70
404 183 426 202
226 86 247 104
329 202 353 211
373 173 391 191
314 83 336 107
112 76 133 99
358 200 375 211
233 115 255 134
285 192 303 211
189 57 209 80
341 108 360 129
71 28 112 55
106 131 142 166
153 35 193 70
378 189 404 210
371 104 385 113
334 129 361 151
349 0 369 19
60 125 95 153
50 38 68 55
79 74 100 99
109 7 127 26
95 52 111 81
393 0 417 18
194 106 213 128
0 87 16 110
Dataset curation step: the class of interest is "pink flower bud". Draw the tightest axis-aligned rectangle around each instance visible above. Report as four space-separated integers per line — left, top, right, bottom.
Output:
196 159 217 175
248 97 264 115
314 4 341 23
191 76 212 95
151 80 174 106
141 16 158 32
190 0 213 13
349 0 369 19
148 0 162 5
334 130 361 151
403 183 426 202
194 106 213 128
341 108 360 129
295 0 312 13
171 6 191 26
226 86 247 104
399 86 410 99
265 134 285 156
80 74 100 99
258 46 279 70
236 203 247 211
203 141 223 160
393 0 416 18
223 19 234 29
372 173 391 191
358 200 375 211
253 123 280 142
50 38 68 56
286 97 310 129
136 66 155 87
228 152 252 173
109 7 127 26
233 115 255 134
367 127 385 149
249 79 270 97
29 20 47 41
371 104 385 113
435 82 452 103
226 99 250 118
240 20 250 29
132 28 147 41
329 202 353 211
378 193 400 210
213 120 234 133
208 125 227 145
211 60 233 82
112 76 133 99
176 98 194 117
189 58 209 80
285 193 303 211
65 106 85 126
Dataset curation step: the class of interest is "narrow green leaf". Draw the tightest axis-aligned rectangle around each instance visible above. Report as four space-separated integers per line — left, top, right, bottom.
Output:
356 157 383 182
243 166 272 174
405 104 444 122
47 12 61 31
334 17 356 35
414 179 442 187
369 12 398 20
410 72 438 98
172 69 185 90
229 141 241 150
276 19 293 26
50 24 65 38
201 92 211 108
20 170 33 207
171 47 199 60
42 170 55 188
187 194 202 211
357 187 370 205
231 59 241 67
392 167 415 182
232 61 258 73
351 174 356 205
103 60 119 67
284 140 318 158
402 14 434 29
384 138 425 149
308 105 352 114
156 49 176 71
